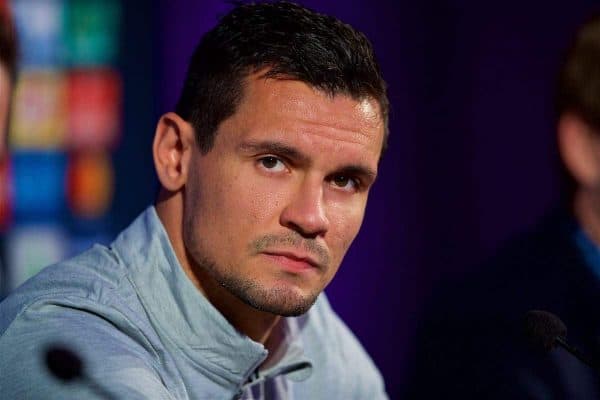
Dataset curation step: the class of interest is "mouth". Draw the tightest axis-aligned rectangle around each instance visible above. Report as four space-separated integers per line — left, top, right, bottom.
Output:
261 250 322 272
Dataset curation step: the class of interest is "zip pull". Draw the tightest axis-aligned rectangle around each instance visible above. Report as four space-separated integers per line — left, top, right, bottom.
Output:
241 360 312 392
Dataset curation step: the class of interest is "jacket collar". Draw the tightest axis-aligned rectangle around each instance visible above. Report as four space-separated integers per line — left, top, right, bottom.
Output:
113 206 312 388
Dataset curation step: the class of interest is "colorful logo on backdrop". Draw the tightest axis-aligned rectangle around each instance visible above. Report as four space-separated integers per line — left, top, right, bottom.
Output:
13 0 121 68
3 0 123 297
65 0 121 66
12 0 66 68
6 224 67 290
7 0 122 223
9 71 67 149
67 151 114 219
0 156 11 230
11 151 66 219
67 69 121 149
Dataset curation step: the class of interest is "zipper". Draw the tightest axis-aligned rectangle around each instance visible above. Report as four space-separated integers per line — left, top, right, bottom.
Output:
231 353 267 400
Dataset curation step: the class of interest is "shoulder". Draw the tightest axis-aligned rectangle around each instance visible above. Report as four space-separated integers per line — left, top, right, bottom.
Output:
296 293 387 399
430 209 583 315
1 243 132 332
0 292 173 399
472 209 587 312
403 209 589 398
485 210 580 274
0 245 177 398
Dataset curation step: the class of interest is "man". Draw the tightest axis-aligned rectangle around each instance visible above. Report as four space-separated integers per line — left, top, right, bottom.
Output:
405 14 600 399
0 2 389 399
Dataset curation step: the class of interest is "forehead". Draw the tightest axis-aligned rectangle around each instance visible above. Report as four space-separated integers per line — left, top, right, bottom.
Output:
220 74 385 163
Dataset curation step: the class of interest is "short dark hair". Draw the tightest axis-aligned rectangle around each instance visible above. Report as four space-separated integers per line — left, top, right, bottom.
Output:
175 1 389 154
0 2 17 79
557 13 600 131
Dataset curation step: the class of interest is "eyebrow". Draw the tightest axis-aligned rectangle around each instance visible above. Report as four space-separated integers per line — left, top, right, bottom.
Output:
334 165 378 184
238 140 310 164
238 139 378 182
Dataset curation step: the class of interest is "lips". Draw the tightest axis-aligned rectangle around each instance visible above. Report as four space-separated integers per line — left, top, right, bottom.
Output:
261 250 322 270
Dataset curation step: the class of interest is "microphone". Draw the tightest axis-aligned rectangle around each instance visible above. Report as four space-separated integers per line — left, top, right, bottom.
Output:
524 310 600 373
46 346 84 382
45 345 118 400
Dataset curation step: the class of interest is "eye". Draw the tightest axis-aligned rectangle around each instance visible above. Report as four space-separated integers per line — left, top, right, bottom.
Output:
258 156 287 173
331 174 359 192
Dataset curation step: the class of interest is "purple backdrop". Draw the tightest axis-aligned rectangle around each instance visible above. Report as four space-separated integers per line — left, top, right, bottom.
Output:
156 1 600 397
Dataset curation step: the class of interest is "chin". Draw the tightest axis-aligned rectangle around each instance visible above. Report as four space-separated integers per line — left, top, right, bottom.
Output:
247 298 316 317
226 279 320 317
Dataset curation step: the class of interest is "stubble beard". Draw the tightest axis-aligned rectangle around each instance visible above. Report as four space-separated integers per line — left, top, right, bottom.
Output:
183 210 330 316
192 250 321 317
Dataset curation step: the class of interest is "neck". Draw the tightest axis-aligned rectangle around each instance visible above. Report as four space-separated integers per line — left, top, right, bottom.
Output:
193 266 283 344
155 188 281 346
574 189 600 246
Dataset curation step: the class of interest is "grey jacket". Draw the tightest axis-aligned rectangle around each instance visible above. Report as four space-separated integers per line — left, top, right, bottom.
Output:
0 207 387 399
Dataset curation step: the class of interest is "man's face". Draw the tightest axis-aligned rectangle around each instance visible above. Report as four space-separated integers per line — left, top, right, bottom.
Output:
182 74 384 316
0 64 10 155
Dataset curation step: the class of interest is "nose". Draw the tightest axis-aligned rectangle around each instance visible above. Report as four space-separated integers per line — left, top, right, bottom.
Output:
280 176 329 238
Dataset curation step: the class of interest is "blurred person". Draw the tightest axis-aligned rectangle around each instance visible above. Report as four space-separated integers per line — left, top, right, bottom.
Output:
0 0 16 298
0 2 389 399
405 13 600 399
0 0 16 157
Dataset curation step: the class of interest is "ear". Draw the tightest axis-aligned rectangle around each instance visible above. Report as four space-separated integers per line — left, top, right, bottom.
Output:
558 112 600 189
153 112 196 191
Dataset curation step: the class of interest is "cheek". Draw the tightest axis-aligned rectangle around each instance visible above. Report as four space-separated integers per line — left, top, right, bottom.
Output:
322 211 363 284
232 170 290 222
327 202 366 257
204 169 290 247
